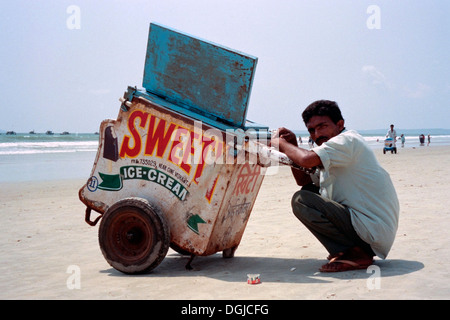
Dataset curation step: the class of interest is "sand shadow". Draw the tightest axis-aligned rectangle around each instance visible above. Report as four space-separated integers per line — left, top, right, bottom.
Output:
100 252 424 284
314 259 425 280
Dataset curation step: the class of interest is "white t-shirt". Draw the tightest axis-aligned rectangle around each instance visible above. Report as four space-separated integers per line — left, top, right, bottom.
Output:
313 130 399 259
386 129 397 139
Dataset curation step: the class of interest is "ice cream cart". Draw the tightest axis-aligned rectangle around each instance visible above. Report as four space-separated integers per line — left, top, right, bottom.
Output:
383 137 397 154
79 23 275 274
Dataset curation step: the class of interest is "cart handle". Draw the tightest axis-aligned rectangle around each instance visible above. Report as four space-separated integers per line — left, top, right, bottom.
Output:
85 207 103 226
255 142 317 175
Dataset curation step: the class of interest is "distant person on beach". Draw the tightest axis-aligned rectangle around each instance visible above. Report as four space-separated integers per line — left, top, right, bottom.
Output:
271 100 399 272
386 124 397 141
400 134 405 148
308 136 314 148
419 134 425 146
428 134 431 146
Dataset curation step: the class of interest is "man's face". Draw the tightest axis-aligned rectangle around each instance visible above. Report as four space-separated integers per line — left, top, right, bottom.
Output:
306 115 344 146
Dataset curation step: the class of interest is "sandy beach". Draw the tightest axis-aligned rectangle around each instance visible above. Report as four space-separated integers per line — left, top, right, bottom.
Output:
0 145 449 300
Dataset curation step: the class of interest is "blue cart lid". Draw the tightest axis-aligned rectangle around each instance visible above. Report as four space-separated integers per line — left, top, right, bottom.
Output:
143 23 258 129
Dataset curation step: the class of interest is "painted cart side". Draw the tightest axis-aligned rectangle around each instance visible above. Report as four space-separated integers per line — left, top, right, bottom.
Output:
79 23 270 274
79 94 266 257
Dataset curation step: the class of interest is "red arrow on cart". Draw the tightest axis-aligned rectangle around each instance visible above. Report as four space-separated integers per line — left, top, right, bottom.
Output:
187 214 206 234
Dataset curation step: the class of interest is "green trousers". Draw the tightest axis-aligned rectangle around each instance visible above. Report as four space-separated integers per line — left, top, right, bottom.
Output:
291 190 374 257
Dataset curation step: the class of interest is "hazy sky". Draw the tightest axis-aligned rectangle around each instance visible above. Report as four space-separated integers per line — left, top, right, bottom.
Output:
1 0 449 133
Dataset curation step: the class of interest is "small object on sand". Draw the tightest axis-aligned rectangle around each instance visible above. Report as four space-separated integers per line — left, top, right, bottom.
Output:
247 274 261 284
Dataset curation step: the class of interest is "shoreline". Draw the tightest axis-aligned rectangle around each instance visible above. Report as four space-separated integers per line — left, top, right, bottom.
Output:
0 145 449 299
1 143 448 183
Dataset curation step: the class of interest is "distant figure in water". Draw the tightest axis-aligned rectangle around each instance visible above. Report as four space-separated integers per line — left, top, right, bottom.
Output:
419 134 425 146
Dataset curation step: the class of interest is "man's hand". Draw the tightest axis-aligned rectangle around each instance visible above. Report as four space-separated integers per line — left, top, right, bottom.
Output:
271 127 298 151
271 126 322 172
271 127 317 186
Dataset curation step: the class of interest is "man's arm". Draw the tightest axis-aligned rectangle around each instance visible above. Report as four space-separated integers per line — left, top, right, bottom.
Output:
290 167 313 186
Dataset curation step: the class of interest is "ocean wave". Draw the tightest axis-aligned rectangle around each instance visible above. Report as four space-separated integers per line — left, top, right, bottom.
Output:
0 140 99 155
0 149 98 155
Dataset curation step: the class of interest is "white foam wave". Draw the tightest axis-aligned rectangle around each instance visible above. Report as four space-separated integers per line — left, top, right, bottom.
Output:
0 141 99 155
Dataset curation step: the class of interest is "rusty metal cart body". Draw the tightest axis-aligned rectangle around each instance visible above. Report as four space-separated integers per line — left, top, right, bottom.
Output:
79 23 271 274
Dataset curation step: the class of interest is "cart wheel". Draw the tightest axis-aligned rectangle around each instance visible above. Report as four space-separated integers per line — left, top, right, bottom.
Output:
98 197 169 274
383 148 386 154
223 246 238 259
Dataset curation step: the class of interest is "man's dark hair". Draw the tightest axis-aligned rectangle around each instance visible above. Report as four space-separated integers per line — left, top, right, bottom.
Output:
302 100 344 125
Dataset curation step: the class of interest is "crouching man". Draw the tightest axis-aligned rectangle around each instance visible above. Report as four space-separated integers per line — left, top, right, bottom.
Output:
271 100 399 272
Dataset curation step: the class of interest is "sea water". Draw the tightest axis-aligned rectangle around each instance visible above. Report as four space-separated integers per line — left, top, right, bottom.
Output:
0 133 98 182
1 130 449 182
